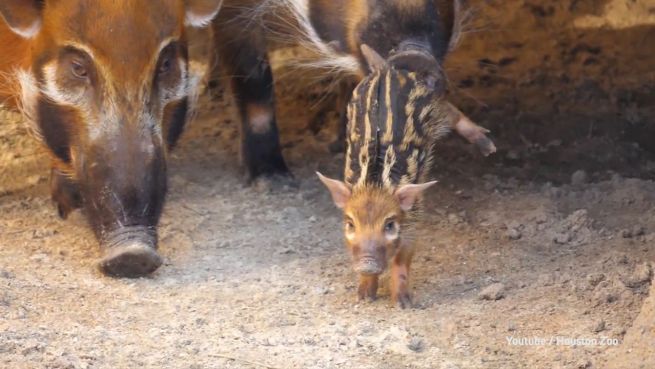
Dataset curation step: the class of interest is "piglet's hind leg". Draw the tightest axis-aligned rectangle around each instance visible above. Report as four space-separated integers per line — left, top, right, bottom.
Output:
448 103 497 156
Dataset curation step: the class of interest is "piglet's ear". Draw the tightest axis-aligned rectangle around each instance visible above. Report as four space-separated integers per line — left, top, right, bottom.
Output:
395 181 437 211
317 172 352 209
0 0 42 38
185 0 223 27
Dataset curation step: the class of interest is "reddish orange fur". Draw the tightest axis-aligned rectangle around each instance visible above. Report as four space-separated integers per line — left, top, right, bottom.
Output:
0 20 30 109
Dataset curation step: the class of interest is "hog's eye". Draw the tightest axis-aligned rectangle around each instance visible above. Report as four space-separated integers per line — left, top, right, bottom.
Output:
156 42 179 78
345 219 355 232
70 60 88 80
159 57 172 75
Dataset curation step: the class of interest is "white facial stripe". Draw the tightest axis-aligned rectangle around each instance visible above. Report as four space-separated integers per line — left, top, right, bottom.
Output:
15 69 40 139
62 42 96 59
385 232 399 241
32 38 187 145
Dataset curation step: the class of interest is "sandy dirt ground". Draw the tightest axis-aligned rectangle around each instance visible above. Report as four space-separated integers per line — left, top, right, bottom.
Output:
1 0 655 368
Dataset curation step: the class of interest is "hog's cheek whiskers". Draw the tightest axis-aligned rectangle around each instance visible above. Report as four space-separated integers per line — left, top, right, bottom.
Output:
15 69 41 140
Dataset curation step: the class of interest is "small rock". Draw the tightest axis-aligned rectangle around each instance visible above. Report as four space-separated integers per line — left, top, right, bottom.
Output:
586 273 605 287
0 270 15 279
625 262 652 287
30 254 49 262
447 213 462 225
633 226 646 237
622 225 645 238
507 228 522 240
507 322 517 332
592 320 606 333
593 280 628 305
407 337 424 352
571 170 588 186
506 150 520 160
277 247 297 255
553 233 571 244
478 283 505 301
314 286 330 295
576 359 592 369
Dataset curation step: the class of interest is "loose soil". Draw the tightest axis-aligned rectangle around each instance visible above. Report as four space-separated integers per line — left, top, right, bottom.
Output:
1 1 654 368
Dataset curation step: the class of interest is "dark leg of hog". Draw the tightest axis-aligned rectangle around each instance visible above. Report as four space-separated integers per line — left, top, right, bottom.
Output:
212 21 290 183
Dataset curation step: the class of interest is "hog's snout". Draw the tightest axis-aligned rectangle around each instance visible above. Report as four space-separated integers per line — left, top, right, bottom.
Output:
99 226 162 278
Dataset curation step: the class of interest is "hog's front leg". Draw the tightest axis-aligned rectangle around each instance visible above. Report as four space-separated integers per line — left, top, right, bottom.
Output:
447 103 497 156
357 274 379 301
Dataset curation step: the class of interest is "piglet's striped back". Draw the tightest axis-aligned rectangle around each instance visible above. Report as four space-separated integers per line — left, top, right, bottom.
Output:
344 64 451 190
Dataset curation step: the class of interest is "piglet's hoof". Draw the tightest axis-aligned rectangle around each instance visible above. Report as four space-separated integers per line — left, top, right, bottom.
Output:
393 292 413 309
99 243 162 278
473 135 497 157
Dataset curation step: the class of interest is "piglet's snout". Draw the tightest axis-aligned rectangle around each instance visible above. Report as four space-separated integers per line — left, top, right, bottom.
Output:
354 240 386 275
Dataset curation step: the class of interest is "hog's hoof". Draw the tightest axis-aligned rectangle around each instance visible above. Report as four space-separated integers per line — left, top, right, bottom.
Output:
99 243 162 278
249 172 299 192
245 167 294 186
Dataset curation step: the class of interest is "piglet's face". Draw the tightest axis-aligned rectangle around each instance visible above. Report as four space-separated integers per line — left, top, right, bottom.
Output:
342 187 402 275
317 173 436 275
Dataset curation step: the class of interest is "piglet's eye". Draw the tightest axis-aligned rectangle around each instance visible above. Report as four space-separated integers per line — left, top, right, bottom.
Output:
345 220 355 232
384 220 397 233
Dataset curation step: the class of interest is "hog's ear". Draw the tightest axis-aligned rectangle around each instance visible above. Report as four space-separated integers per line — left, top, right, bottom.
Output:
360 44 387 73
317 172 351 209
185 0 223 27
0 0 43 38
395 181 437 211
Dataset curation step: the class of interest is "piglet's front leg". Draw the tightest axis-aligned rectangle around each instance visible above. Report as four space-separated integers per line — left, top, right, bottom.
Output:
391 248 414 309
358 274 379 302
447 103 497 157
